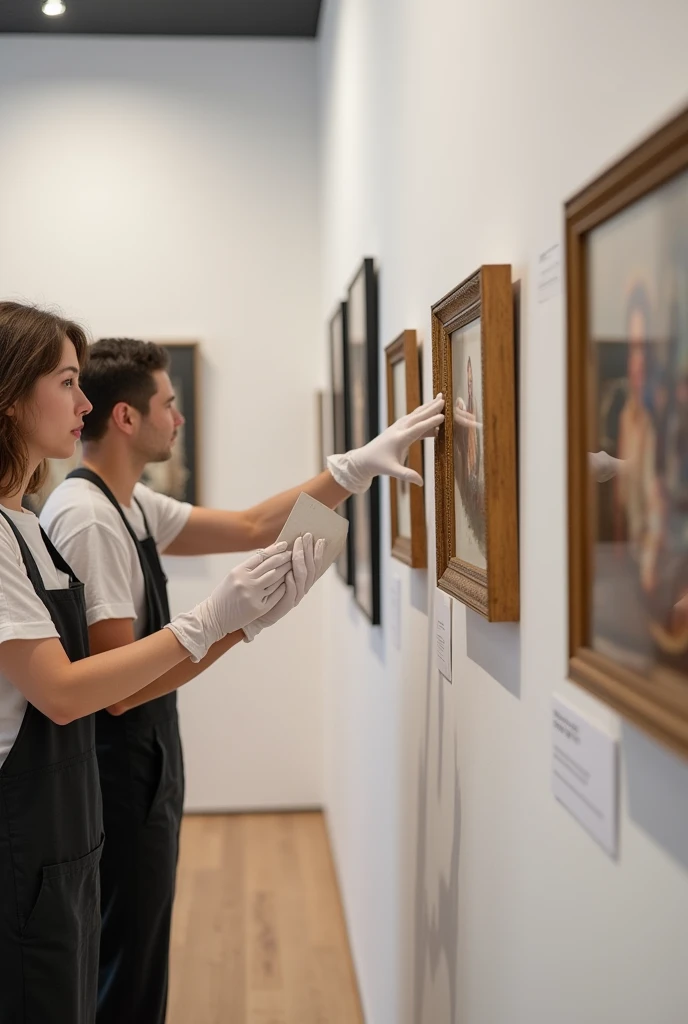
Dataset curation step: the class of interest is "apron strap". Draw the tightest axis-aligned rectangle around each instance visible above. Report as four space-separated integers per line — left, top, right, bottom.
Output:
0 507 79 592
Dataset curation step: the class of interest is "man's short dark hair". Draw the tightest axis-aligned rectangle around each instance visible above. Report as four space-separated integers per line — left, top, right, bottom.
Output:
80 338 170 442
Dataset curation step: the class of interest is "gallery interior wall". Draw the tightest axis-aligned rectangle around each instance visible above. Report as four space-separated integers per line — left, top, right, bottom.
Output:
317 1 688 1023
0 36 323 811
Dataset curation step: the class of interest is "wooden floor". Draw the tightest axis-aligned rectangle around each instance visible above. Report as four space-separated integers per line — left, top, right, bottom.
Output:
168 812 365 1024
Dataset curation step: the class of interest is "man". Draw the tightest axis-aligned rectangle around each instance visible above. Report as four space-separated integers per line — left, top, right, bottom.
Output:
41 337 444 1024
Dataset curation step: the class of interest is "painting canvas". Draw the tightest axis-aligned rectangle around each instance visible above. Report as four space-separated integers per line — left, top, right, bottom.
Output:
566 104 688 756
347 258 381 623
141 341 200 506
329 302 353 584
392 358 412 539
451 319 486 571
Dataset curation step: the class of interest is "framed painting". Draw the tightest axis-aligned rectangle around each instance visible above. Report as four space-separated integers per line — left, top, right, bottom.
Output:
567 104 688 757
385 329 427 568
347 258 381 624
432 265 519 621
329 302 354 584
140 341 201 506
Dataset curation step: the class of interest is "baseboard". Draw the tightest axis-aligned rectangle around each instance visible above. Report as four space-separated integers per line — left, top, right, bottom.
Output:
182 803 324 816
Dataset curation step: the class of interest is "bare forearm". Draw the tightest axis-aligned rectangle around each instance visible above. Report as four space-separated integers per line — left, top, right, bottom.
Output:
107 630 243 714
248 470 349 547
23 629 189 724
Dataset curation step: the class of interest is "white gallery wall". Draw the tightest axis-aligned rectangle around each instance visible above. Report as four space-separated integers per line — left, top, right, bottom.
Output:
318 2 688 1023
0 36 322 810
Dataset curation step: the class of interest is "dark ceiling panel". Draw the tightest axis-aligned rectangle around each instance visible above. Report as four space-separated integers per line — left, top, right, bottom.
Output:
0 0 322 38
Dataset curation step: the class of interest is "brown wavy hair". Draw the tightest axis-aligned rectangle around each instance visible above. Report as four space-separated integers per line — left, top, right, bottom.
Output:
0 302 89 497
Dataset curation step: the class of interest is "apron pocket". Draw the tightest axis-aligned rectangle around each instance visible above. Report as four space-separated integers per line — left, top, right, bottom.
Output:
21 835 104 1024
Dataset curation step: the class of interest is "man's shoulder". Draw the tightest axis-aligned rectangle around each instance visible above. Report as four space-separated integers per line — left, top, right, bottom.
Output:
41 477 120 536
133 481 191 518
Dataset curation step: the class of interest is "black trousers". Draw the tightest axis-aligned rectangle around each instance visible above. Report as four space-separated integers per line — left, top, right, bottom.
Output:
96 712 184 1024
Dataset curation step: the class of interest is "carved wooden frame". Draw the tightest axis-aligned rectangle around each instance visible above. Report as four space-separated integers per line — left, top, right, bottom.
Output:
432 266 519 621
385 330 427 568
567 104 688 757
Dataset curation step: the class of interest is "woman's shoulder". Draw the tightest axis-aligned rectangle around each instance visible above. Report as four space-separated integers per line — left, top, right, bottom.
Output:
0 513 24 568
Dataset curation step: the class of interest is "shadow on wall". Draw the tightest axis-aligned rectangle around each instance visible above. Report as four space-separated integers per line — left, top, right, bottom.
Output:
624 722 688 874
413 636 461 1024
466 610 522 700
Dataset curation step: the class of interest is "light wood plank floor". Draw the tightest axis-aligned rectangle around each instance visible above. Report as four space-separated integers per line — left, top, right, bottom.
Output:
167 812 365 1024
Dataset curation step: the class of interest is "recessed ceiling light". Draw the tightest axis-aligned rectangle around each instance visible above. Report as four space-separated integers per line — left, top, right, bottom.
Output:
42 0 66 15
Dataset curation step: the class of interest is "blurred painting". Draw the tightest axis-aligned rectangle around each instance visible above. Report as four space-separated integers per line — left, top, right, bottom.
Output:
589 167 688 679
451 319 486 570
140 342 200 505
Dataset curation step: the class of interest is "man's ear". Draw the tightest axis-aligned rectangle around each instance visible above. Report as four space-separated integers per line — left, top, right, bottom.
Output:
111 401 138 435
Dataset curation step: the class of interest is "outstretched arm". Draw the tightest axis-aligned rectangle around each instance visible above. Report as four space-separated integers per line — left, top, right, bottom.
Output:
165 394 445 557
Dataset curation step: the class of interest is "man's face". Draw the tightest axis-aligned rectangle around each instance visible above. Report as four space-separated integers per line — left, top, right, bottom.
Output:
135 370 185 463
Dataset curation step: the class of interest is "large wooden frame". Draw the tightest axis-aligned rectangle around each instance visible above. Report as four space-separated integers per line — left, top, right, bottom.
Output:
567 105 688 757
432 266 519 621
385 330 427 568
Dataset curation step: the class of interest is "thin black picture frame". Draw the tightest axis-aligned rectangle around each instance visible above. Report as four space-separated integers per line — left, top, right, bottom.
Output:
329 301 354 585
346 258 381 624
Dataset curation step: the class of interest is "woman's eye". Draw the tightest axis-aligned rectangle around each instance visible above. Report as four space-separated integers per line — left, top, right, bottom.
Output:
63 378 74 388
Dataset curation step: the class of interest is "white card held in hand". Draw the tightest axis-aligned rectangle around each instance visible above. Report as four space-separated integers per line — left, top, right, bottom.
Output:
277 492 349 577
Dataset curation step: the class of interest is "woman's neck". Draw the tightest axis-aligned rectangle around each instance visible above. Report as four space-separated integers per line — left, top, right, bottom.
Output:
0 468 34 512
0 493 25 512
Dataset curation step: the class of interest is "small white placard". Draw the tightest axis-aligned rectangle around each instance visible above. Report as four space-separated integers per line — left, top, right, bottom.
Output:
537 243 561 303
390 576 401 651
435 589 452 682
552 697 618 858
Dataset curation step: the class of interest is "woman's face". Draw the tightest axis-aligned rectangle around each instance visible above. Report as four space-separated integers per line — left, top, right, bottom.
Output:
15 337 92 463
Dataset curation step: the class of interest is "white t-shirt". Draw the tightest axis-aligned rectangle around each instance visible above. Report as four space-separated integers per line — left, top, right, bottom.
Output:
41 478 192 641
0 505 68 767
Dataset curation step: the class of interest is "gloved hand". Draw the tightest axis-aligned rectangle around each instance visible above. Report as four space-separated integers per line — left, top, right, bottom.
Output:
588 451 626 482
243 533 325 642
327 393 445 494
165 541 292 661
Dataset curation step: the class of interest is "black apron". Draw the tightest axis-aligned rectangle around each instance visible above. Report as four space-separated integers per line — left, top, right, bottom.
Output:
67 469 184 1024
0 508 103 1024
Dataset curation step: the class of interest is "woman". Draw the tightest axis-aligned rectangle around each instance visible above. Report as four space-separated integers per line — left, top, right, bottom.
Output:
0 302 313 1024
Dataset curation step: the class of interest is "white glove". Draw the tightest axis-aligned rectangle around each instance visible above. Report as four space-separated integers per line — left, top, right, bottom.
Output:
165 541 292 662
243 533 325 642
327 393 445 494
588 451 626 482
